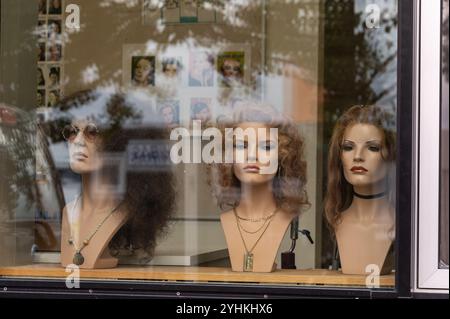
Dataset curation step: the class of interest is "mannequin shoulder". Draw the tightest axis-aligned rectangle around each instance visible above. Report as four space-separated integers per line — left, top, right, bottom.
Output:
220 210 235 223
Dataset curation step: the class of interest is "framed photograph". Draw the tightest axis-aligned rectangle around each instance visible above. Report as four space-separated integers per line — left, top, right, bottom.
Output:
48 19 62 41
47 89 60 107
37 66 46 87
47 43 62 61
157 99 180 129
143 0 221 25
161 56 183 80
37 89 45 108
37 20 47 42
188 51 215 87
48 0 62 15
122 44 157 89
217 49 249 88
190 97 212 123
37 43 46 62
38 0 47 15
47 65 60 88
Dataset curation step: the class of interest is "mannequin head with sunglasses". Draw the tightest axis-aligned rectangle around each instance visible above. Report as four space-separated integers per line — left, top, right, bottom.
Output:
63 121 103 174
50 89 175 269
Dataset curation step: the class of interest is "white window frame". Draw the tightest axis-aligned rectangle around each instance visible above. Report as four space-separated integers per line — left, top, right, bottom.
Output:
414 0 449 293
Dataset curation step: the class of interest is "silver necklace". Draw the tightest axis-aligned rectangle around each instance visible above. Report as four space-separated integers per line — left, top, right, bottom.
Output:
68 196 121 266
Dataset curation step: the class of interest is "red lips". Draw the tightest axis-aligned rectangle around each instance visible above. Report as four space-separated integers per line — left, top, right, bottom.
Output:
351 166 368 173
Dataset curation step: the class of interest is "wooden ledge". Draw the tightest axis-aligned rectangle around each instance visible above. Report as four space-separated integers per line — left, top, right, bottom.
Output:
0 264 395 287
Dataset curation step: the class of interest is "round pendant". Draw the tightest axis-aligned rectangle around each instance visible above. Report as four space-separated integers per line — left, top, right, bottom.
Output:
73 252 85 266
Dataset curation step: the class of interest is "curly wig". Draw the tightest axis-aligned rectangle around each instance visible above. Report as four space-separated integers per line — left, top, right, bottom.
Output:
208 102 309 215
48 88 176 256
324 105 396 232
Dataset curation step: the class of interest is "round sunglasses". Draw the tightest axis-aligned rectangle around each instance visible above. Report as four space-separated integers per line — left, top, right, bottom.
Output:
62 123 99 142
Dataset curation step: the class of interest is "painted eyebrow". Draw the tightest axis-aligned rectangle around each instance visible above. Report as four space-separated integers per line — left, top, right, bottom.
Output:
342 139 381 144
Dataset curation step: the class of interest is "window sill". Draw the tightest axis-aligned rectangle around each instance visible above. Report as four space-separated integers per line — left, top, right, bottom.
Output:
0 264 395 287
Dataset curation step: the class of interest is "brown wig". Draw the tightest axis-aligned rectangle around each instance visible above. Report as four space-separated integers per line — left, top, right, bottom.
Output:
208 102 310 215
324 105 396 231
47 89 176 256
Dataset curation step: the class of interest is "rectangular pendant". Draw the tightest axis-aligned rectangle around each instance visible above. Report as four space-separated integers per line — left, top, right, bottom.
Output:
244 253 253 272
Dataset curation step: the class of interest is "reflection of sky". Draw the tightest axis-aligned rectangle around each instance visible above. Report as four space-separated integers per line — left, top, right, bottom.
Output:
355 0 398 109
443 0 449 130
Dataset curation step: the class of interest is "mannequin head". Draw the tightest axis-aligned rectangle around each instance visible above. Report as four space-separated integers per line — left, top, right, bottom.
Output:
48 89 176 254
232 121 278 186
325 105 396 230
209 102 309 215
64 120 103 174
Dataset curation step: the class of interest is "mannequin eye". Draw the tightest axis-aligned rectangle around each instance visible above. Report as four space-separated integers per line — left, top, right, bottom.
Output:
341 144 353 151
259 141 275 151
368 145 381 152
234 141 246 150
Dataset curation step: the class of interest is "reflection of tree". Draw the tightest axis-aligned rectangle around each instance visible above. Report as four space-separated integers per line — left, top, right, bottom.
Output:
0 107 37 218
321 0 398 268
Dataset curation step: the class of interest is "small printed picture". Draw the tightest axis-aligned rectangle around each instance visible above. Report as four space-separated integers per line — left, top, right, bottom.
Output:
37 43 46 61
188 51 214 87
37 20 47 42
161 57 183 79
190 98 212 124
48 0 62 15
37 89 45 108
48 43 62 61
47 90 60 107
131 56 155 87
217 51 245 87
47 66 60 88
37 67 46 87
165 0 179 9
38 0 47 15
157 100 180 129
48 20 62 41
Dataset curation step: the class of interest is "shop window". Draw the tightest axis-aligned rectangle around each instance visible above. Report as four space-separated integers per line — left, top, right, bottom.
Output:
0 0 401 291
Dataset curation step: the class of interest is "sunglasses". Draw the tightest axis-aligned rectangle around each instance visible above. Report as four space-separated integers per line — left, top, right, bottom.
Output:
223 65 240 72
62 123 99 142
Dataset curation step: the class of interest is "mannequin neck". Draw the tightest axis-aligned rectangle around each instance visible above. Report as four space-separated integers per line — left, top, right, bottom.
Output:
238 181 277 219
349 184 390 223
80 173 118 218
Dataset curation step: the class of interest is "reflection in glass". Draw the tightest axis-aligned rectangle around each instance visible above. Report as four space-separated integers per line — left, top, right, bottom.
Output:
440 0 449 269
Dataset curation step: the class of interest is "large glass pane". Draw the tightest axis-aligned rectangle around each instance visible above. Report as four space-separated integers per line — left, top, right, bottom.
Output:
0 0 399 289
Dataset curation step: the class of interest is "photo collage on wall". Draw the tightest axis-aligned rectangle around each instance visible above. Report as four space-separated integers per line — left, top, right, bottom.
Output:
37 0 64 113
143 0 224 25
123 44 253 131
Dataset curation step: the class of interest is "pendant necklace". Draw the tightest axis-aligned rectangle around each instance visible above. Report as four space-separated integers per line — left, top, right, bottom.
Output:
234 207 277 234
68 196 121 266
233 207 277 272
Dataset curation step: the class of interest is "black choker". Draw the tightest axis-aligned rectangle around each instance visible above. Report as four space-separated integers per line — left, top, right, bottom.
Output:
353 191 387 199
